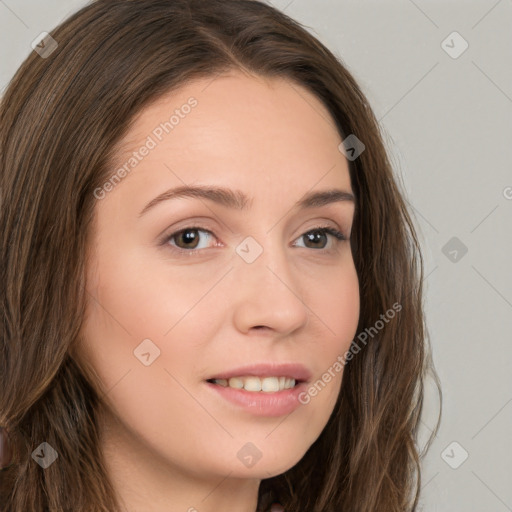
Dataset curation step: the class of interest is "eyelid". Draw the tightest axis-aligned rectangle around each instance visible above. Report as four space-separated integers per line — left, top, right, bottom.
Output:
157 224 217 249
159 222 349 255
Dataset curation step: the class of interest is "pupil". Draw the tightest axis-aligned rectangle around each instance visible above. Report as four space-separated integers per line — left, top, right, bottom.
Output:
180 229 199 248
175 229 327 250
307 231 326 248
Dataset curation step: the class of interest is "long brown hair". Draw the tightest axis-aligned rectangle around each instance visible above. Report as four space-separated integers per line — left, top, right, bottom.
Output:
0 0 441 510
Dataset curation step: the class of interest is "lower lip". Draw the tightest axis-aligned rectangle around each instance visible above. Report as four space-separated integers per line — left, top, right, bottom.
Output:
205 381 308 417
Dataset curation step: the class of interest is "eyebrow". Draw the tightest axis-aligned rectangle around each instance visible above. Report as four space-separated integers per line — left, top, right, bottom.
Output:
138 184 355 217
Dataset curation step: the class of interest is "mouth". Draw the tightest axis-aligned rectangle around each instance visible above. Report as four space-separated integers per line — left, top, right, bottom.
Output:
204 364 311 417
206 375 304 393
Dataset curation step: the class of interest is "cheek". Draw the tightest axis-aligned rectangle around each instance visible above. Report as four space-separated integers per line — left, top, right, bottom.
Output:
84 245 210 343
314 265 359 392
293 262 359 424
317 261 360 348
79 242 220 411
78 270 210 468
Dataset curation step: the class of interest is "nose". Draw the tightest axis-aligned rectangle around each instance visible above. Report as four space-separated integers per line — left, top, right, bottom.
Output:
230 237 309 336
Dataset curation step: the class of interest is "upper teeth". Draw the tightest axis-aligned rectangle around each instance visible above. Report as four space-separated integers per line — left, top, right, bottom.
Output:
212 376 296 392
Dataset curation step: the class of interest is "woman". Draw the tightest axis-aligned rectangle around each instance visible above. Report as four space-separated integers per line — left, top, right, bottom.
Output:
0 0 441 510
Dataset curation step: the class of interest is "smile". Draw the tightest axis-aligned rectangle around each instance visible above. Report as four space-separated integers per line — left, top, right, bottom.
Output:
207 376 298 392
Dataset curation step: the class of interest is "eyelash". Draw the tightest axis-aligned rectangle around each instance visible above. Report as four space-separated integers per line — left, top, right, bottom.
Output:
160 224 348 256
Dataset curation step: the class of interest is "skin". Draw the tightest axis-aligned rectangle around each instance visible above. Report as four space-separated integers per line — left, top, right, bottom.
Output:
78 70 360 512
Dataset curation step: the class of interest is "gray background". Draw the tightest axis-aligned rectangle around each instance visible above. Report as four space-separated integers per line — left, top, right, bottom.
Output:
1 1 511 510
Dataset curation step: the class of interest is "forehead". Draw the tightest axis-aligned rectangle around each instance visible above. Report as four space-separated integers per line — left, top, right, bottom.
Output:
118 70 341 146
107 70 352 204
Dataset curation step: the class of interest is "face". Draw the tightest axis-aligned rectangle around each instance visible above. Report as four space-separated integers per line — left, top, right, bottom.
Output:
78 71 360 485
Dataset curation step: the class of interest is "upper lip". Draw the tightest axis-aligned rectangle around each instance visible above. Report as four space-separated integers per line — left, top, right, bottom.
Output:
207 363 312 383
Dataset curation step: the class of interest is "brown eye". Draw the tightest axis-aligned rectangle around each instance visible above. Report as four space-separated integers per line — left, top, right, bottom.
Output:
303 230 329 249
165 227 215 250
161 225 346 256
295 227 346 250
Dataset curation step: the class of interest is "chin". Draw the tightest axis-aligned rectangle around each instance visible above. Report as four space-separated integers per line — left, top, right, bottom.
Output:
228 445 310 479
